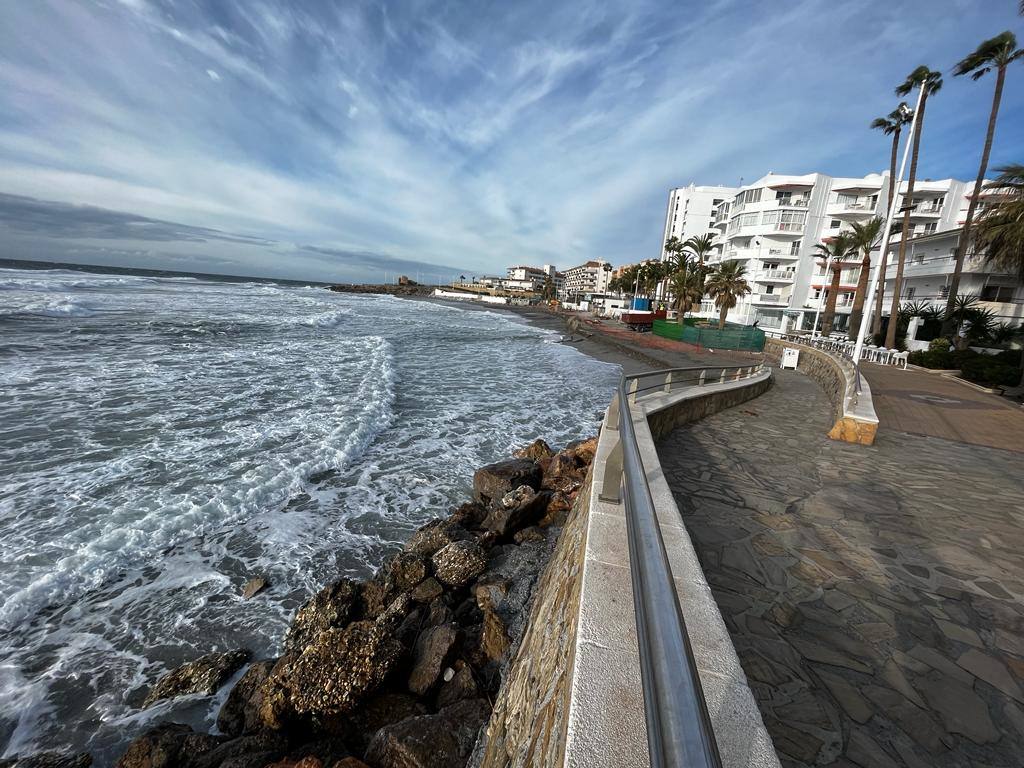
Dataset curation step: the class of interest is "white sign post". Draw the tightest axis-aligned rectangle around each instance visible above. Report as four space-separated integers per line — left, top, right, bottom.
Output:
781 348 800 370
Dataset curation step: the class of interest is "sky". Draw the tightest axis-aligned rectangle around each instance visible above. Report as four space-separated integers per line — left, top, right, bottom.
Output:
0 0 1022 283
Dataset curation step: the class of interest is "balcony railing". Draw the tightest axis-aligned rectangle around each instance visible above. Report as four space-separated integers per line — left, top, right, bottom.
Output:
776 198 809 207
753 293 783 303
775 222 804 232
757 269 796 281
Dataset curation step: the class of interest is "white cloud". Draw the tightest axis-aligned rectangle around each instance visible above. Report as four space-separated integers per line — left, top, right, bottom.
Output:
206 69 221 81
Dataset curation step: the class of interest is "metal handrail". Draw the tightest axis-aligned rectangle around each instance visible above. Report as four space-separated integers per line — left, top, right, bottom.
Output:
599 362 766 767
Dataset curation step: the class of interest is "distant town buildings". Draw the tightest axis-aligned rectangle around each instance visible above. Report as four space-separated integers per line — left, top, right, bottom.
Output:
561 260 612 298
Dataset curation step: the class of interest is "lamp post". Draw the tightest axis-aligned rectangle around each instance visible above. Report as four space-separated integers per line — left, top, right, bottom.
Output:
852 94 922 377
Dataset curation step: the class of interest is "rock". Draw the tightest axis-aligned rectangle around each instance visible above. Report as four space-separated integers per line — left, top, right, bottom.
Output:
425 597 455 627
436 662 479 708
482 486 549 538
362 553 430 617
566 436 597 464
410 578 443 603
284 578 361 654
479 604 510 663
513 526 545 544
349 693 429 751
446 502 487 530
538 492 572 528
431 541 487 589
334 760 371 768
143 649 251 707
539 449 588 494
408 624 460 696
4 754 92 768
115 724 224 768
216 659 277 737
512 439 554 461
192 732 289 768
403 519 469 558
265 758 322 768
472 459 541 505
259 618 404 728
241 577 268 599
364 698 491 768
914 673 999 744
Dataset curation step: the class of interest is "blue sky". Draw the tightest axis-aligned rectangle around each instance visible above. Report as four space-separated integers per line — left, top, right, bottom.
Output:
0 0 1022 282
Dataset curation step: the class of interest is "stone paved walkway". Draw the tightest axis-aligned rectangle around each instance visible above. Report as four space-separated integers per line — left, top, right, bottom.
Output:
861 362 1024 453
657 369 1024 767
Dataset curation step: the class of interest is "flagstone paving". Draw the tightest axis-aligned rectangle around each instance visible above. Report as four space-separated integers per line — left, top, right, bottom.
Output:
656 369 1024 767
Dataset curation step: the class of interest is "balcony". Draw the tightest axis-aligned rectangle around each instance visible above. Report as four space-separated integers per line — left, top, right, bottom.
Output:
752 293 785 304
756 269 796 282
776 198 809 208
774 222 805 235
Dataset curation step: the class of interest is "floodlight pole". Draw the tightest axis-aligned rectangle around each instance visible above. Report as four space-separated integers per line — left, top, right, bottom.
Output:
852 87 924 380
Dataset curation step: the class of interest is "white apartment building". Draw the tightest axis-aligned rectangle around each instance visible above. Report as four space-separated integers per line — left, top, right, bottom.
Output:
561 260 612 298
879 228 1023 348
687 171 974 332
660 184 738 259
504 264 563 293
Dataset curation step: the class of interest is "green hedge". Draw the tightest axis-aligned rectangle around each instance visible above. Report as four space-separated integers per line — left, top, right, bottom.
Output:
653 319 765 351
960 357 1020 388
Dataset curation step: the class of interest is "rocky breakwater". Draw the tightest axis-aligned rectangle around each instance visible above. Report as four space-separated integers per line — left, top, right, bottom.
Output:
6 437 597 768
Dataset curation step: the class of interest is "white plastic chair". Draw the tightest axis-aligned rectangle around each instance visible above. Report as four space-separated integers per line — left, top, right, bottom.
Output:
891 350 909 369
863 345 877 361
874 347 894 365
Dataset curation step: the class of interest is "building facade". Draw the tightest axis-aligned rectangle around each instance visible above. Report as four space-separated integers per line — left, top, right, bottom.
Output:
504 264 563 294
686 171 975 332
660 184 738 259
561 260 611 298
879 228 1023 348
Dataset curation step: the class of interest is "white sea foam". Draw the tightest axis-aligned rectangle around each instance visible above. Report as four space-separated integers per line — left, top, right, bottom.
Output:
0 267 618 763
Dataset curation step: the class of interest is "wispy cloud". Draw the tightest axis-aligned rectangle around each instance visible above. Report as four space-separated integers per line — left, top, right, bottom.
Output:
0 0 1020 280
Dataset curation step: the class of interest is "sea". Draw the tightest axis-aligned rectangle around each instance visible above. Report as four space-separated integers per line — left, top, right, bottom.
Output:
0 260 620 765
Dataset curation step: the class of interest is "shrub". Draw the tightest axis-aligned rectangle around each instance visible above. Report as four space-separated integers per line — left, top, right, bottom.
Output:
951 348 981 368
995 349 1022 367
960 356 1020 388
928 337 951 352
908 350 955 369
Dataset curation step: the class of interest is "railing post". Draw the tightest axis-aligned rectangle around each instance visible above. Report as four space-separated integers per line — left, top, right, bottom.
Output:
605 392 620 431
719 368 726 383
598 434 623 503
628 378 639 404
698 369 706 386
663 371 673 393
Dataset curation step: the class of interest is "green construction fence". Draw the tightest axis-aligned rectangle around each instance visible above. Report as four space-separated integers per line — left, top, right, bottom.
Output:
653 319 765 351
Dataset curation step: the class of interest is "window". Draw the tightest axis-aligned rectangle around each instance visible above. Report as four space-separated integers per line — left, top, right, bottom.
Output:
778 211 806 230
903 286 916 299
981 285 1014 302
939 284 950 299
761 211 780 225
764 285 775 294
740 212 758 227
836 193 857 205
923 222 937 234
830 219 841 229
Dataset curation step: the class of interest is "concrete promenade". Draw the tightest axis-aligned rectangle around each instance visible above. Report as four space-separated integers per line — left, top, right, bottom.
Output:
657 369 1024 767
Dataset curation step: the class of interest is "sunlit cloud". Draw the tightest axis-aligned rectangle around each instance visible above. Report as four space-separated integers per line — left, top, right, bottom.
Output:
0 0 1020 281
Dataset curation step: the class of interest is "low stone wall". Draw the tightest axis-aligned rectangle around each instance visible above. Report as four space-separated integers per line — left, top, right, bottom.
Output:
479 371 781 768
763 338 878 446
476 475 591 767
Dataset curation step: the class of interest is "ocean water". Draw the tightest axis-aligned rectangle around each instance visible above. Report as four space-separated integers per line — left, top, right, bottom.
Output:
0 264 620 764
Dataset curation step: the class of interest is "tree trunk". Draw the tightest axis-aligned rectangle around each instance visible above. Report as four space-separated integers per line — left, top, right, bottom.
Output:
872 129 901 336
718 304 728 329
886 94 929 349
821 264 843 335
847 252 872 338
941 64 1006 337
676 264 687 325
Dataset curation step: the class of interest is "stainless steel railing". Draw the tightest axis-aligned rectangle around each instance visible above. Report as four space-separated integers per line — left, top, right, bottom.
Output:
598 362 765 768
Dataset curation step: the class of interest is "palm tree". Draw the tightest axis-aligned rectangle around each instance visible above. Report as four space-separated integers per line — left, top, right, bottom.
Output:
846 217 884 338
541 275 555 301
683 234 716 288
942 32 1023 337
886 66 943 348
869 103 912 335
974 164 1024 281
668 268 703 321
705 262 751 329
813 233 856 336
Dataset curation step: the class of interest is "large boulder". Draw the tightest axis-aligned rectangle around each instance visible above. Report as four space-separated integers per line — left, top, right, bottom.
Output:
364 699 491 768
362 553 430 618
408 624 460 696
431 541 487 589
471 459 541 505
143 650 251 708
481 486 550 538
349 693 429 752
115 724 223 768
192 732 290 768
436 661 479 708
258 615 404 728
216 659 277 737
283 578 361 654
512 439 554 461
403 520 470 558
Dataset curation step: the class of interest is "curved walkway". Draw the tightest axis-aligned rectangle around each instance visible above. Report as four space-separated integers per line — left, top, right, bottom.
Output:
656 369 1024 767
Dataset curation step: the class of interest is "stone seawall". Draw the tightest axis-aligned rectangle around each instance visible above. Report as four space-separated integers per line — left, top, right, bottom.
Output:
763 339 877 445
475 475 591 767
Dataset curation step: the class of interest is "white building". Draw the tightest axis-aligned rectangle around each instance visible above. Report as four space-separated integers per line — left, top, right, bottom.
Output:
561 260 612 299
660 184 738 259
879 228 1023 348
504 264 563 294
688 171 975 332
